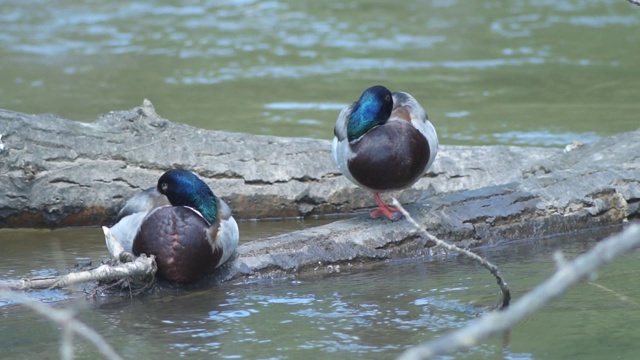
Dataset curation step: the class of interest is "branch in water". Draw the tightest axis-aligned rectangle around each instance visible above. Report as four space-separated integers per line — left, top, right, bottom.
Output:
0 254 156 291
0 290 123 360
392 198 511 309
397 223 640 360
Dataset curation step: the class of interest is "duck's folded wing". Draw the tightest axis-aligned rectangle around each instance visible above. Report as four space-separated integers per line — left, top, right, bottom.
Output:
391 91 439 170
333 104 353 142
116 187 169 221
209 199 239 267
105 212 148 256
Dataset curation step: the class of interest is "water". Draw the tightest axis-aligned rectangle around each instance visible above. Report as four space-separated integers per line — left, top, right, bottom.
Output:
1 0 639 358
1 0 638 145
2 226 639 359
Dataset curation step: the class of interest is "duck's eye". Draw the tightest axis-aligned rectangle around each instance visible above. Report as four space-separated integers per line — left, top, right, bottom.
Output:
385 95 391 102
160 182 168 192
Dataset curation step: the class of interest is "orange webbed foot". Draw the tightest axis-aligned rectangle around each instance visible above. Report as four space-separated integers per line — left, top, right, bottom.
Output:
371 193 404 221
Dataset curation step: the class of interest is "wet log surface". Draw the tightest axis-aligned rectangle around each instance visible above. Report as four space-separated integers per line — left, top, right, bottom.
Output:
1 101 639 282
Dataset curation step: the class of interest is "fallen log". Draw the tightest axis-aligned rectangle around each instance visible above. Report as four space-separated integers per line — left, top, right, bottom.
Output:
1 102 639 285
211 125 639 282
0 100 560 227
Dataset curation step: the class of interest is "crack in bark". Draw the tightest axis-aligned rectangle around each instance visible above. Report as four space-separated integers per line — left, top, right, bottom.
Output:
49 178 90 188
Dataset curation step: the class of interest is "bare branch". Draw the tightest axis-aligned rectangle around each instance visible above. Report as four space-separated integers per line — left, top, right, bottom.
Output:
0 254 156 291
0 290 123 360
103 226 135 263
392 198 511 309
588 281 638 306
61 326 74 360
397 223 640 360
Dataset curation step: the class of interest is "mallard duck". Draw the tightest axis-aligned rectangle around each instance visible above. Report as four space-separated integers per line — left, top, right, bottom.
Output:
332 85 438 220
103 169 239 283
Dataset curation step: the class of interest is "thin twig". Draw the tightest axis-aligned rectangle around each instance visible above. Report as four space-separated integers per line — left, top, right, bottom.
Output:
392 198 511 309
104 226 136 263
588 282 638 306
397 223 640 360
0 290 123 360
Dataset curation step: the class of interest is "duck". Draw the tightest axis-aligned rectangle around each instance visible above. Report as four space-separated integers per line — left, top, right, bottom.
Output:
332 85 438 221
103 169 239 283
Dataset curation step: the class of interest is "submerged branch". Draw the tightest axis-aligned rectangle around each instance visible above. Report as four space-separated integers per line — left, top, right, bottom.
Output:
392 198 511 309
0 290 123 360
397 223 640 360
0 254 156 291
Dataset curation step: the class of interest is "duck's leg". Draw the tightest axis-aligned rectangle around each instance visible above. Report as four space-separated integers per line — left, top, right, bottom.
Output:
370 193 403 221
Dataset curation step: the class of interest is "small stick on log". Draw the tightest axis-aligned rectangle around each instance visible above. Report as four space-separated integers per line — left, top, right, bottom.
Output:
0 255 156 291
397 223 640 360
392 198 511 309
0 289 124 360
103 226 135 263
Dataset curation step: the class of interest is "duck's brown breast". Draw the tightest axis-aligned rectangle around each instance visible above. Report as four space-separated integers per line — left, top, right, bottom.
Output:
133 206 222 283
348 120 429 191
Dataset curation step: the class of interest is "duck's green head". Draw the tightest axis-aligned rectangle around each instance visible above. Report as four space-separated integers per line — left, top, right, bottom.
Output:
157 169 218 224
347 85 393 142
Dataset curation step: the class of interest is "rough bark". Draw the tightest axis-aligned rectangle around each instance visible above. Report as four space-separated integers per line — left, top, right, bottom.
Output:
1 100 638 283
1 100 559 227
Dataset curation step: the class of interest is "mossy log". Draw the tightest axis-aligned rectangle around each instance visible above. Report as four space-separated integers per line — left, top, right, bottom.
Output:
1 101 639 282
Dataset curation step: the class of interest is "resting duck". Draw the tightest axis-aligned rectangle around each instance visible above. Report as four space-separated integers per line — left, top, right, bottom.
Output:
332 85 438 220
103 169 239 283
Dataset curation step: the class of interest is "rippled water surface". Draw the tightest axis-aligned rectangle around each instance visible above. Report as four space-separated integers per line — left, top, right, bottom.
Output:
1 0 638 145
1 1 640 359
2 226 640 359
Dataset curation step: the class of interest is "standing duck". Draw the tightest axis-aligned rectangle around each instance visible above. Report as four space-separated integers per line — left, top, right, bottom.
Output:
103 169 239 283
332 85 438 220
